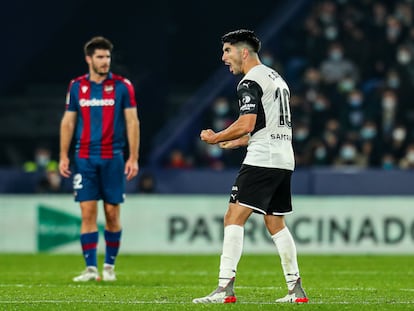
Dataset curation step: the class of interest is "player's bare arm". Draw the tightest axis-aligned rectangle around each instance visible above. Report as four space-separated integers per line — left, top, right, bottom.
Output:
124 107 140 181
200 113 256 145
219 135 250 149
59 111 77 178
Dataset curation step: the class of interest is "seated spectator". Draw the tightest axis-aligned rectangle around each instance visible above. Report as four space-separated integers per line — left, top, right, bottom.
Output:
398 143 414 169
292 122 312 167
290 94 311 125
23 146 58 173
321 118 342 161
309 92 334 136
319 42 359 86
333 141 368 168
381 153 397 170
339 89 367 133
384 124 409 161
309 139 332 166
359 120 382 167
166 149 193 169
379 89 402 137
299 67 326 103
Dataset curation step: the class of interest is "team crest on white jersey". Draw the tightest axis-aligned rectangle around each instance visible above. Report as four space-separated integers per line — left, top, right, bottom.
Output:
242 95 251 104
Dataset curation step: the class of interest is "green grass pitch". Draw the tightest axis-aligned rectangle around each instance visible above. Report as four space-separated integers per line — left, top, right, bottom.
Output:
0 254 413 310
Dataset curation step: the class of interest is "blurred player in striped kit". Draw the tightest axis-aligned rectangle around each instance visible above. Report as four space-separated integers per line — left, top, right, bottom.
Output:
59 36 140 282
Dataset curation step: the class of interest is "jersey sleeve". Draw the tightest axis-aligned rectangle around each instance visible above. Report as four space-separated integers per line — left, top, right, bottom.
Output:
236 79 263 115
65 80 78 112
121 78 137 109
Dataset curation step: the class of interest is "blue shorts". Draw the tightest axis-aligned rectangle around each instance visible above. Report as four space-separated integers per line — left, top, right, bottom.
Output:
72 152 126 204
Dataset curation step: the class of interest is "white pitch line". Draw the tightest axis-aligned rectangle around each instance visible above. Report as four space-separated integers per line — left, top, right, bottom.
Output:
1 284 413 293
0 300 413 305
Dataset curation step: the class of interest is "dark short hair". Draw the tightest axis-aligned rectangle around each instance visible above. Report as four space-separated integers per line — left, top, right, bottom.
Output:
84 36 113 56
221 29 261 53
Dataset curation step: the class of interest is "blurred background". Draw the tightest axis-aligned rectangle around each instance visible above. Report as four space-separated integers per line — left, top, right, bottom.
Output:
1 0 414 256
1 0 414 195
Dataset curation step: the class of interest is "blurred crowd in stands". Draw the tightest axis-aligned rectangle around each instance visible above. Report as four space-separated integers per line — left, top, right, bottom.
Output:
167 0 414 171
18 0 414 195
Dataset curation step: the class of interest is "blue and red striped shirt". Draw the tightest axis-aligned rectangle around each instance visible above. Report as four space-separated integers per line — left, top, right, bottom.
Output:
65 72 137 158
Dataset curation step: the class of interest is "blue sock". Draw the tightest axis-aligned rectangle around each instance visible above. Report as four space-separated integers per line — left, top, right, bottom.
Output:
104 230 122 265
80 231 98 267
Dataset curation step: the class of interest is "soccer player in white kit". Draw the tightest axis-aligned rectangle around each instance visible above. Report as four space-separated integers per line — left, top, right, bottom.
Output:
193 29 308 304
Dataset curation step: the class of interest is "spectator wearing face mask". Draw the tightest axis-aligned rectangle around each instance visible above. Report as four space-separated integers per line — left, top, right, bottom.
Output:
260 49 283 74
339 89 366 133
309 139 332 166
367 88 402 139
195 96 245 169
380 89 402 137
319 42 359 86
23 146 58 173
393 44 414 124
292 122 312 167
209 97 235 131
384 124 409 161
394 44 414 87
372 15 407 76
359 120 382 167
309 92 334 136
333 141 368 168
23 145 61 193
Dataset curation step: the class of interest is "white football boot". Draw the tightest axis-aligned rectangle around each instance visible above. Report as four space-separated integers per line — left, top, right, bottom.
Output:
73 266 101 282
192 277 237 304
276 277 309 303
102 265 117 281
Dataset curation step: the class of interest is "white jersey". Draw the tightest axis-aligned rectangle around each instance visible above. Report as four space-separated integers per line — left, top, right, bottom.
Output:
237 64 295 170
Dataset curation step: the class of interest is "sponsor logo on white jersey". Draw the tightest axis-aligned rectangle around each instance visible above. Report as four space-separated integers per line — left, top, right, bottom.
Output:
240 102 256 111
79 99 115 107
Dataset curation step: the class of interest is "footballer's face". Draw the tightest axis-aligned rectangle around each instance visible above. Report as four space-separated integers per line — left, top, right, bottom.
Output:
87 49 111 76
222 42 243 75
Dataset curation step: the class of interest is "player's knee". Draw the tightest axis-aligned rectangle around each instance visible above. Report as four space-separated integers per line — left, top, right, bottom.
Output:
105 213 120 230
224 205 250 226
